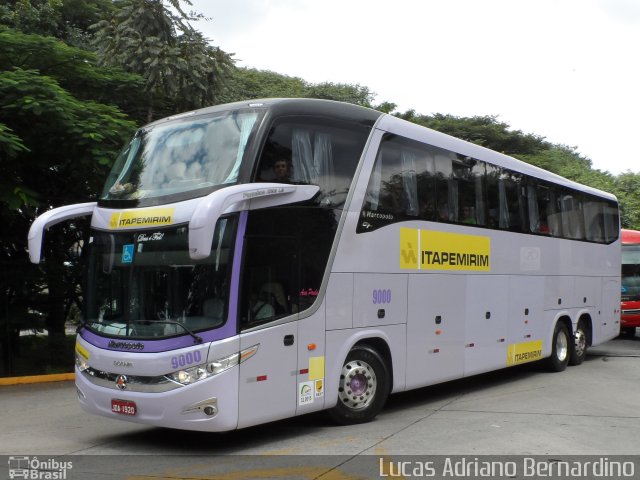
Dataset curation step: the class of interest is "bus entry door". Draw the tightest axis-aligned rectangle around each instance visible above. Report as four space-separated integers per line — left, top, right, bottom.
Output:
237 322 298 429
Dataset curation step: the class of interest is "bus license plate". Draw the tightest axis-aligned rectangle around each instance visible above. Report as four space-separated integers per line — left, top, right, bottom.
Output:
111 399 137 416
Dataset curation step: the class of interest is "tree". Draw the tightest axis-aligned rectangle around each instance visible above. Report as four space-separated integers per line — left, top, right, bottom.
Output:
92 0 235 121
0 29 138 372
304 81 375 106
615 173 640 229
0 0 113 49
397 111 549 156
218 67 377 107
217 68 307 104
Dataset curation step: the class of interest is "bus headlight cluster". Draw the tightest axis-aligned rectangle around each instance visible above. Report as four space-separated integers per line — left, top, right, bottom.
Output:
75 350 90 372
167 344 259 386
75 341 91 372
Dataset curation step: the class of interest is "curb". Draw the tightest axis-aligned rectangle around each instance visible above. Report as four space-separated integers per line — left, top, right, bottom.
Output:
0 372 75 386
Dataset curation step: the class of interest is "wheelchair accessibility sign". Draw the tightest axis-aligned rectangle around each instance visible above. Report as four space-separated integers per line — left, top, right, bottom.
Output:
122 244 134 264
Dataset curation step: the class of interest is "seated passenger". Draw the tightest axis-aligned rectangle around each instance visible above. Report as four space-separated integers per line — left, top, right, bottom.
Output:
461 205 476 224
272 159 292 183
250 291 275 321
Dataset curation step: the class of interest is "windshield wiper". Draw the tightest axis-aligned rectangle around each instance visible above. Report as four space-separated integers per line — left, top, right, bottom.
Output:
144 320 203 344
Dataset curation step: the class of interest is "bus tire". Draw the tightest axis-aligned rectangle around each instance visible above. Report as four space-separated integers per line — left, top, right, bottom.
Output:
328 345 391 425
569 319 588 366
546 322 570 372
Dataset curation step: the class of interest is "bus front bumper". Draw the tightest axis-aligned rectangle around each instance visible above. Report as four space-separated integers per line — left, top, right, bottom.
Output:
75 366 240 432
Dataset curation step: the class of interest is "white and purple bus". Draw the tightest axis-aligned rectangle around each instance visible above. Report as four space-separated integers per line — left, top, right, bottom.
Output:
28 99 620 431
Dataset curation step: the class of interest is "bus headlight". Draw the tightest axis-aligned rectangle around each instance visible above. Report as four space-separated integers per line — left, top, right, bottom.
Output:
167 344 259 386
75 342 90 372
75 351 90 372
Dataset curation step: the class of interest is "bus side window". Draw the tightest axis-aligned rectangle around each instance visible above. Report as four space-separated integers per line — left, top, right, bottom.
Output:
453 156 486 226
361 135 434 228
433 152 453 222
240 235 297 329
583 202 605 242
256 118 369 206
560 192 585 240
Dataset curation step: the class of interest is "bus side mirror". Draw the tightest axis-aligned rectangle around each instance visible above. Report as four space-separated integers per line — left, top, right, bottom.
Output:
189 183 319 260
27 202 96 264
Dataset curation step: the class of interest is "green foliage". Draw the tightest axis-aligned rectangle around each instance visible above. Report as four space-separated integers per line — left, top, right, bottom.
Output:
304 82 375 106
0 26 138 364
219 68 376 107
0 0 113 48
218 68 306 103
397 111 549 156
92 0 234 121
0 29 147 119
615 173 640 229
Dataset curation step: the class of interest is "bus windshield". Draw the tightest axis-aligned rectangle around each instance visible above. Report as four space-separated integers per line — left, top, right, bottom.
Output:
84 217 237 339
101 110 259 203
622 244 640 302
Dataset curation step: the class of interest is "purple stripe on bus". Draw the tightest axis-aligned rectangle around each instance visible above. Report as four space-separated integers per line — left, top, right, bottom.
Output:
227 210 247 333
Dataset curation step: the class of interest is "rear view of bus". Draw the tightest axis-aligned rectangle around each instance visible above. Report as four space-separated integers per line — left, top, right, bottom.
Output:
621 229 640 337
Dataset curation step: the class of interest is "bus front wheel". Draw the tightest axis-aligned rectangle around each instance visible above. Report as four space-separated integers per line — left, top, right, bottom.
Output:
328 345 391 425
546 322 570 372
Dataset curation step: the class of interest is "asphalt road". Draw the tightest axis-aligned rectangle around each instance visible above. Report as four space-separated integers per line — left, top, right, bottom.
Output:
1 334 639 479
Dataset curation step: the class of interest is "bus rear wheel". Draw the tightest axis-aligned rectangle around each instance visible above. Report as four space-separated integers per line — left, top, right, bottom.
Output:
328 345 391 425
546 322 570 372
569 320 588 366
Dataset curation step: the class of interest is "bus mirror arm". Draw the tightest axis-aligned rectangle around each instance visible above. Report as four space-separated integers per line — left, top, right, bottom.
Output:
189 183 319 260
28 202 97 264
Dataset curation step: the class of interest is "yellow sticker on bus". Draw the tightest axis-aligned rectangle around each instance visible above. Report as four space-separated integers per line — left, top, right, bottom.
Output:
109 208 175 229
507 340 543 366
400 228 491 271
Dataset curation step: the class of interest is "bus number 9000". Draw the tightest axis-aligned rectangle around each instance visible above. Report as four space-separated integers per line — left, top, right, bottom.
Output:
171 350 202 370
372 289 391 305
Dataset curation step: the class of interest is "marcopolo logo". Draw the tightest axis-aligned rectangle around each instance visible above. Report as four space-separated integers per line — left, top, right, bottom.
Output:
400 228 491 271
108 340 144 351
109 208 175 229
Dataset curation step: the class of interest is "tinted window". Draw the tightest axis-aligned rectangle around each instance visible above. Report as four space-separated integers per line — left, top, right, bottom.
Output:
357 133 618 244
240 207 339 329
256 117 371 207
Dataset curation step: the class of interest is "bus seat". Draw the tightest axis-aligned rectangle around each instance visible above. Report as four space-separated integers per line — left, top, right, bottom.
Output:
259 282 288 315
203 298 224 319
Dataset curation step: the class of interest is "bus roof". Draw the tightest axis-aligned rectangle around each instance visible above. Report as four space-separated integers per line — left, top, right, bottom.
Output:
622 229 640 245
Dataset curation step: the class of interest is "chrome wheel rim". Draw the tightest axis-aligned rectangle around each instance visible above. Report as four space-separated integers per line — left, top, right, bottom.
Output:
574 328 586 358
337 359 377 411
556 328 569 362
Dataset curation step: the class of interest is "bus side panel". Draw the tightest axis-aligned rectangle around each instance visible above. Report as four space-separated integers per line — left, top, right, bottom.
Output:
326 273 353 330
353 273 407 328
544 276 574 310
237 322 298 429
406 273 465 389
325 324 407 408
296 307 328 415
464 275 509 376
598 278 621 343
507 275 544 347
574 276 599 310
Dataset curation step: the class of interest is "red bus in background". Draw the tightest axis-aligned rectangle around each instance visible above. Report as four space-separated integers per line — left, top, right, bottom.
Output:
621 229 640 337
